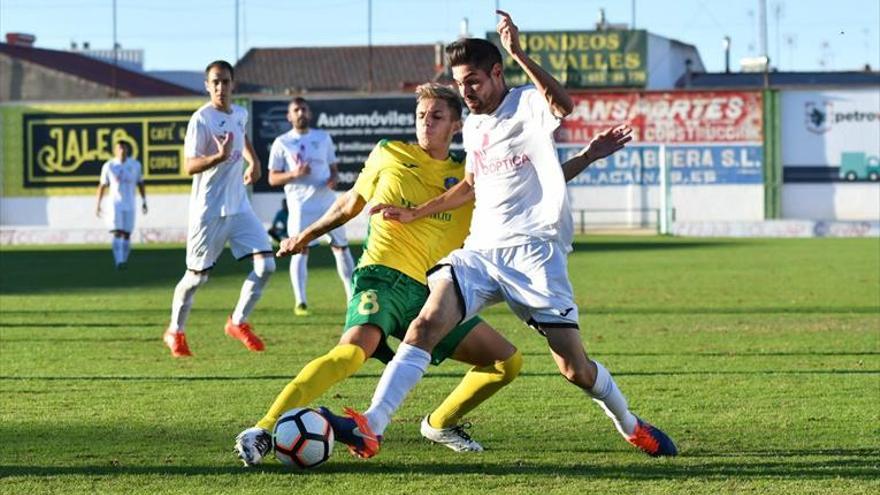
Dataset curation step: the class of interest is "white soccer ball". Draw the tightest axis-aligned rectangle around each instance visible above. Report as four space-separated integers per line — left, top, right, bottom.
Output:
273 407 335 469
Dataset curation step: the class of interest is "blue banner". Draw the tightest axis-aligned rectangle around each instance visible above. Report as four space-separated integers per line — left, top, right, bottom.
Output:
559 144 764 186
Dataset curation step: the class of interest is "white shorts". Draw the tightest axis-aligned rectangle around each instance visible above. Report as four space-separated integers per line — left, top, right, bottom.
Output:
288 198 348 248
186 210 273 271
428 240 580 331
107 206 135 233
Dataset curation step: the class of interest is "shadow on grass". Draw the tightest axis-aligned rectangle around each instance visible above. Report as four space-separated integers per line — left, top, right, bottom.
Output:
2 367 877 382
1 448 878 480
571 239 739 253
0 246 363 295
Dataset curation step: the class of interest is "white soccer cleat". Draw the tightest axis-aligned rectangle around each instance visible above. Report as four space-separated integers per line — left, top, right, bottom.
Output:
234 427 272 466
420 416 484 452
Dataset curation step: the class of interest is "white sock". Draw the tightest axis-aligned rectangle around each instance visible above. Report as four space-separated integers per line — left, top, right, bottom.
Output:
122 238 131 262
333 247 355 301
169 271 208 332
364 343 431 435
289 253 308 305
111 238 123 264
232 257 276 325
587 361 638 437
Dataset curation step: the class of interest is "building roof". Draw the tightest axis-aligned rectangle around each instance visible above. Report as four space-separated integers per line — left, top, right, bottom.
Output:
676 70 880 89
0 42 199 96
235 44 444 94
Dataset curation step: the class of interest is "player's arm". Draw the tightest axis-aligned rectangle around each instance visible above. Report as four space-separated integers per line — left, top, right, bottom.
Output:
327 162 340 189
243 135 261 185
137 181 148 214
95 183 107 217
185 132 232 175
562 124 633 182
277 189 366 257
371 173 475 223
496 10 573 118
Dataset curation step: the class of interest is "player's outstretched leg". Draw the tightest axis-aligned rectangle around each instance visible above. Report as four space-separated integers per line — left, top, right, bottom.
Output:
317 406 380 459
421 332 523 452
234 427 272 466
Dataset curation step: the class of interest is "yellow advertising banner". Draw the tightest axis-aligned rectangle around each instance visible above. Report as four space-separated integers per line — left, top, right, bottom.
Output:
1 99 204 196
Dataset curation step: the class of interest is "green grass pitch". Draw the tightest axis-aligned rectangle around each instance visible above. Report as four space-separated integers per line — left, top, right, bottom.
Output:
1 236 878 494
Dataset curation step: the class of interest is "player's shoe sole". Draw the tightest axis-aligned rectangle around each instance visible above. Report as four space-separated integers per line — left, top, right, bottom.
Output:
224 317 265 352
163 329 192 357
420 415 484 452
627 417 678 457
234 427 272 466
317 406 380 459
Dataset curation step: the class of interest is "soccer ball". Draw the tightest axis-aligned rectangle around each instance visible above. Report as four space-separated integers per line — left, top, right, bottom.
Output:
273 407 335 469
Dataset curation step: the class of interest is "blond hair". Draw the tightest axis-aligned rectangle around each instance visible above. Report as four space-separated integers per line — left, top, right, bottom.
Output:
414 83 462 120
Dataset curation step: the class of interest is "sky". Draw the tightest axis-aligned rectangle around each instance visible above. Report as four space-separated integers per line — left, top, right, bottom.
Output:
1 0 878 73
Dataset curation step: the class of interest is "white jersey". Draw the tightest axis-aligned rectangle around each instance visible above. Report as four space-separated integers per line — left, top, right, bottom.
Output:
99 157 142 211
463 85 573 250
183 102 252 220
267 128 338 208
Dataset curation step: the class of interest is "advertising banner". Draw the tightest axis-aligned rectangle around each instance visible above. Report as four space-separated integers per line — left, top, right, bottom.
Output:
2 100 201 196
251 96 462 191
780 89 880 182
487 30 647 88
558 90 764 186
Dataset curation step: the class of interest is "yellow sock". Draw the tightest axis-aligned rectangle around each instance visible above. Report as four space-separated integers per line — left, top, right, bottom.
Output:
256 344 366 431
429 349 523 429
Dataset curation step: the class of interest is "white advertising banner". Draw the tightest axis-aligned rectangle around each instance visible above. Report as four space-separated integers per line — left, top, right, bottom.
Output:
781 88 880 182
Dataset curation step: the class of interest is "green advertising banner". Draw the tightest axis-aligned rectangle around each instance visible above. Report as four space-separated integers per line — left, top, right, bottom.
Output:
487 30 647 88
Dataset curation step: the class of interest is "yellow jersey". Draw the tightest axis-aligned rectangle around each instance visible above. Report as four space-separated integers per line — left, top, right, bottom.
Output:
352 140 473 284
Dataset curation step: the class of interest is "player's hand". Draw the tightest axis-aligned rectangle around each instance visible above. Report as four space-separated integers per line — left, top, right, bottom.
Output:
369 203 417 223
276 234 309 257
293 164 311 178
580 124 633 162
213 132 233 161
142 202 148 214
95 206 102 218
326 174 338 189
496 10 524 58
243 164 260 185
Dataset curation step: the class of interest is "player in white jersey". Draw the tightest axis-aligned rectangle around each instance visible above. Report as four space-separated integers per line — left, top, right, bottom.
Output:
328 11 677 458
95 142 147 270
162 60 275 358
268 97 354 316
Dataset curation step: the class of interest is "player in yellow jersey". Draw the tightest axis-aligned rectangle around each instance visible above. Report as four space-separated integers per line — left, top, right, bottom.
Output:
233 83 631 465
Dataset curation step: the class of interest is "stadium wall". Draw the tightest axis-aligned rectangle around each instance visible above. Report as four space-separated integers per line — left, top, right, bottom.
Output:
2 88 877 244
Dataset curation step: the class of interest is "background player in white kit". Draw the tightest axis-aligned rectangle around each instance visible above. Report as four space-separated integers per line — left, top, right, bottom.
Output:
268 97 354 316
95 142 147 270
329 11 677 458
162 60 275 358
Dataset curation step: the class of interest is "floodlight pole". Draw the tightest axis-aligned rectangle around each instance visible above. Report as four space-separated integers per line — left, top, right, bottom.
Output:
235 0 240 62
367 0 374 92
112 0 118 97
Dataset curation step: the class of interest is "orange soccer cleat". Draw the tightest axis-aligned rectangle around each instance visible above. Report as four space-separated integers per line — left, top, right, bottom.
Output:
626 417 678 457
317 406 381 459
163 329 193 357
224 317 265 352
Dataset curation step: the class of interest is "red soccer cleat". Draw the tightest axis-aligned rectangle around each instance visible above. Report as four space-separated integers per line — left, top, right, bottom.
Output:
317 406 381 459
224 317 265 352
163 329 193 357
626 417 678 457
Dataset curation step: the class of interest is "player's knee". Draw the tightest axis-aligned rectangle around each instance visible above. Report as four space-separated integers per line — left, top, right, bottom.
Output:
184 270 209 289
558 361 595 389
499 349 523 385
253 256 276 278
